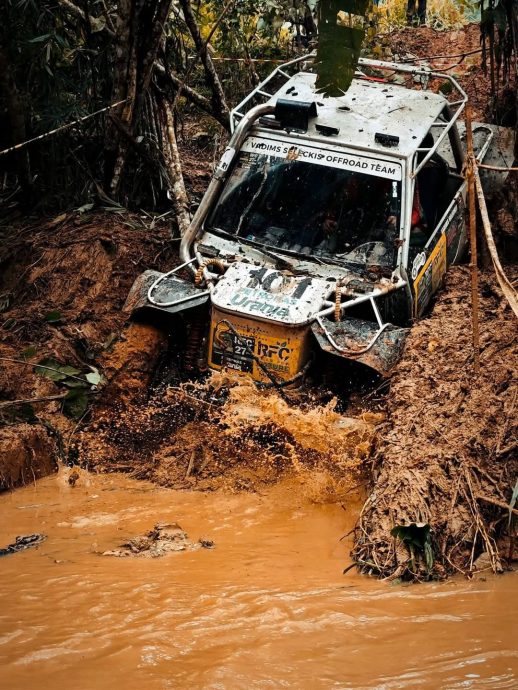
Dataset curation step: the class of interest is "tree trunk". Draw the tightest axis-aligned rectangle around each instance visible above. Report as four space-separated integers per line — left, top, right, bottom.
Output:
104 0 132 190
140 0 173 94
109 0 139 196
159 96 191 237
510 0 518 157
178 0 229 126
106 0 176 198
0 39 32 198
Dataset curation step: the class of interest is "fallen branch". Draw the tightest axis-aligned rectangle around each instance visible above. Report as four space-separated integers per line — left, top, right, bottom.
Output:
185 449 196 479
0 357 88 384
155 63 230 129
0 393 67 409
477 163 518 172
160 97 191 236
476 493 518 517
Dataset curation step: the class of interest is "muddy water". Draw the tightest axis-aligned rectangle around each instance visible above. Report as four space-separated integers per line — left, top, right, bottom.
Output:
1 471 517 690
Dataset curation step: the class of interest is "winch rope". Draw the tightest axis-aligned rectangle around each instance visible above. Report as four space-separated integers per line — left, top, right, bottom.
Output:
473 166 518 319
477 162 518 172
0 99 128 157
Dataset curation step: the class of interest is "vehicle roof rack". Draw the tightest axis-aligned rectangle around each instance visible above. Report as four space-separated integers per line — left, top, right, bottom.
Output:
231 53 468 172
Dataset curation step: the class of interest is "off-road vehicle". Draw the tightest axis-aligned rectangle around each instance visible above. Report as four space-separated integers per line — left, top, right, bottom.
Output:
125 54 513 387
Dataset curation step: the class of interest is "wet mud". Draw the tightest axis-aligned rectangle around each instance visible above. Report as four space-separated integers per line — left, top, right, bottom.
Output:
0 470 517 690
353 267 518 579
75 366 380 495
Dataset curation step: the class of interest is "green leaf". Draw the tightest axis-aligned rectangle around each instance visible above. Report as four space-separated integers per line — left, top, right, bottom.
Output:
85 371 102 386
34 358 68 381
62 378 88 389
3 318 16 330
315 0 369 97
34 358 81 382
63 389 88 419
90 16 106 33
391 522 431 549
44 310 63 323
59 365 82 377
28 32 53 43
20 346 37 360
424 541 434 573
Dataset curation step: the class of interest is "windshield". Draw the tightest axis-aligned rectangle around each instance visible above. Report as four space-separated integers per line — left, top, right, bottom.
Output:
208 144 401 269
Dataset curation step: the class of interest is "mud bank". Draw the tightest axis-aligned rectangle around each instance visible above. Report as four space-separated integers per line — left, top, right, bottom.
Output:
0 212 179 488
352 267 518 579
0 424 56 490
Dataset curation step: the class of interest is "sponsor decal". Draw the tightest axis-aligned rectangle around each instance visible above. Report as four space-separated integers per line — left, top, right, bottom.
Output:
217 146 236 173
257 340 292 361
240 137 402 180
210 320 296 376
230 289 292 319
413 234 447 317
411 252 426 280
211 321 255 373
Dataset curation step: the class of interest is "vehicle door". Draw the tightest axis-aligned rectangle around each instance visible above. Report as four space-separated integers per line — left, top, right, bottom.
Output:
409 127 467 318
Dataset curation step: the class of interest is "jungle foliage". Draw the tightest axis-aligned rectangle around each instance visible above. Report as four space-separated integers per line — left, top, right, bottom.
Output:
0 0 516 214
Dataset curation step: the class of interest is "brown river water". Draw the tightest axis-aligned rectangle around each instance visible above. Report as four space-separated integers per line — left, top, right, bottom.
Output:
1 470 517 690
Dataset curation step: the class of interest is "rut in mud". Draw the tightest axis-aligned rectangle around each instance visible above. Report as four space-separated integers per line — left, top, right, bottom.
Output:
74 359 381 495
0 211 383 497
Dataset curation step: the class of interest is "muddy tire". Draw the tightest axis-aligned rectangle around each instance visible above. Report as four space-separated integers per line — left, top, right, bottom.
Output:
100 322 169 408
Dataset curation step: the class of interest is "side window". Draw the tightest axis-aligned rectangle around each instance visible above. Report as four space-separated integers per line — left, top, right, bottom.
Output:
415 130 451 234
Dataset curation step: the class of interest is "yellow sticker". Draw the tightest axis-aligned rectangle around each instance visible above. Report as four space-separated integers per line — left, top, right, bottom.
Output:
414 234 447 317
209 309 311 383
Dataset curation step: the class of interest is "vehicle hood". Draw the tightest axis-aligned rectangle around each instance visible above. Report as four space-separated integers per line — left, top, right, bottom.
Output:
210 262 336 326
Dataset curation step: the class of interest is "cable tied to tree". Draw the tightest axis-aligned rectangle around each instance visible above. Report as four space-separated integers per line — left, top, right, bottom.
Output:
0 99 129 158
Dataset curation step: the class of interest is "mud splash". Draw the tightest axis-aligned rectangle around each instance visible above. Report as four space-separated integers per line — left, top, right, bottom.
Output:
76 369 381 495
1 470 517 690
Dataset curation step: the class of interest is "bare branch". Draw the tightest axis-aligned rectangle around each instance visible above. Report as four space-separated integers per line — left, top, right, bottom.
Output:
178 0 230 125
155 63 230 129
160 97 191 237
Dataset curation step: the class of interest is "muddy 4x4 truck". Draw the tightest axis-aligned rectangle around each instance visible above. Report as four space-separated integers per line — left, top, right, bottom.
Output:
125 55 513 389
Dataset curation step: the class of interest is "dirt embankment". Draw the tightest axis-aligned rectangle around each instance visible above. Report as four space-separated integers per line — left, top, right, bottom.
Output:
352 267 517 579
0 212 179 489
390 24 495 122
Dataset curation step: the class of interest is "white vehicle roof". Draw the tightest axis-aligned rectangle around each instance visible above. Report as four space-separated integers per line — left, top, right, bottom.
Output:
262 71 449 159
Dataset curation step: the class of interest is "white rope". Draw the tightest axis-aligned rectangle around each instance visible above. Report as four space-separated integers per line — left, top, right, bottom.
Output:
0 99 128 157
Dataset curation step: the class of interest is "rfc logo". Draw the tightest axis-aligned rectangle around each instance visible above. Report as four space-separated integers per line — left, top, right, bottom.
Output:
257 340 292 361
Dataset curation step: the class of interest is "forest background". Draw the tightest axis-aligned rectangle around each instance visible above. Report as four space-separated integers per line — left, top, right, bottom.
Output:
0 0 516 224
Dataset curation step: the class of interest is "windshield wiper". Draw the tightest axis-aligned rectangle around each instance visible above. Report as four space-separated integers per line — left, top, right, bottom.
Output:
209 227 310 273
208 227 363 274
